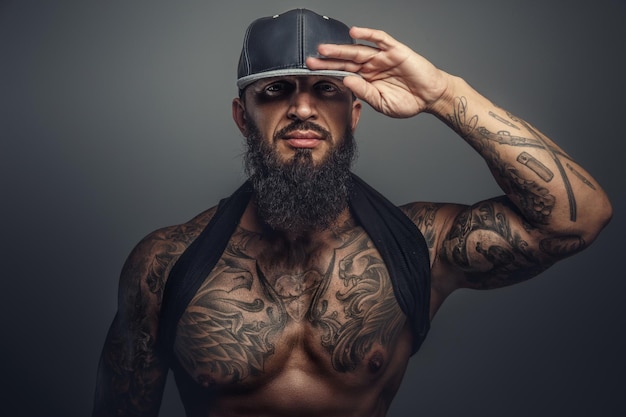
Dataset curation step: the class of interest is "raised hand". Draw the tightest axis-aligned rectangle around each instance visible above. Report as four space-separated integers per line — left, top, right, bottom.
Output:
306 26 451 118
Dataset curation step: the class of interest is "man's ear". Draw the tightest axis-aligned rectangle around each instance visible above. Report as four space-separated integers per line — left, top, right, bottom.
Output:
351 99 362 132
232 97 247 136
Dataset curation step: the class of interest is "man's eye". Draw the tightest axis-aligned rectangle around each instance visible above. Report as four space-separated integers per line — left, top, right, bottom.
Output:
264 83 289 95
316 83 339 94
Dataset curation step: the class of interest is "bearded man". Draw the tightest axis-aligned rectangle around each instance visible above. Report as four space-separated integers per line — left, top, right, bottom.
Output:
92 8 612 417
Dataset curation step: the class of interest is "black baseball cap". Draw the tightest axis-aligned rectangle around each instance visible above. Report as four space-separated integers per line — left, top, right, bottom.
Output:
236 9 357 89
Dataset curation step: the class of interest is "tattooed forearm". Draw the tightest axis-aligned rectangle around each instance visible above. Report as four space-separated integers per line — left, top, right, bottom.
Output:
518 118 577 221
447 97 569 225
476 125 571 160
447 96 479 137
489 110 520 130
517 151 554 182
486 136 556 224
567 163 597 190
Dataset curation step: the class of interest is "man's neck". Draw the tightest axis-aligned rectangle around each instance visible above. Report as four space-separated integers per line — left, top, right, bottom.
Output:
241 197 353 243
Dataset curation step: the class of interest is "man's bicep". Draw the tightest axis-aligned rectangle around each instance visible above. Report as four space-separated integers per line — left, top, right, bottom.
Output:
436 196 566 290
93 235 171 416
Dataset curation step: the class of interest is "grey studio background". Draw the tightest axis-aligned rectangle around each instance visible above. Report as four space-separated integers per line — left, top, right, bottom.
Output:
1 1 624 416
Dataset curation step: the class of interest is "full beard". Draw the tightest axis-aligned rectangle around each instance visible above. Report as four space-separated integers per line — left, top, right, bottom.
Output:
244 119 357 234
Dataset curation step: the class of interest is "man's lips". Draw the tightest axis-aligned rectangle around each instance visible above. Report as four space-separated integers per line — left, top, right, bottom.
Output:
283 130 324 148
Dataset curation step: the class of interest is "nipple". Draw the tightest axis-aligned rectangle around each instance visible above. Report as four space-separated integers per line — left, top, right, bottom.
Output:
198 374 216 388
368 351 384 373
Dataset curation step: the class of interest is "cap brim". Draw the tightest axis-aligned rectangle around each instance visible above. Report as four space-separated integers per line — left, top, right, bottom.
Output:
237 68 358 89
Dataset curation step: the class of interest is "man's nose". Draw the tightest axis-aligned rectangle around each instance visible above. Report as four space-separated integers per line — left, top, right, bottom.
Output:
287 89 317 121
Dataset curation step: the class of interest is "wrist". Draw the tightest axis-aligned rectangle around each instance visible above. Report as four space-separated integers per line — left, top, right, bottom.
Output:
424 73 465 117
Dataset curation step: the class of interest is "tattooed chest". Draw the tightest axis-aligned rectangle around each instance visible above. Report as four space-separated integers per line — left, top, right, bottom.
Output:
173 228 408 388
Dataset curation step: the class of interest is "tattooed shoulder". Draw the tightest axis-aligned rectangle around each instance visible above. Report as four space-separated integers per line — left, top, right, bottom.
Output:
399 202 443 250
120 206 219 300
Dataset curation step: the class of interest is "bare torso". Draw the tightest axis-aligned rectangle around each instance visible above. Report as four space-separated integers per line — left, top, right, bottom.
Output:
171 202 418 416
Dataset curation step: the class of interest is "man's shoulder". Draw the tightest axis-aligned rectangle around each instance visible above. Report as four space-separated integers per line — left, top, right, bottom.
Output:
146 206 218 248
397 201 467 257
398 201 444 232
120 206 219 285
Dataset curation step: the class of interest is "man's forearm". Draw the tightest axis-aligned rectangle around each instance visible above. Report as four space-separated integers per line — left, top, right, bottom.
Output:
430 75 611 242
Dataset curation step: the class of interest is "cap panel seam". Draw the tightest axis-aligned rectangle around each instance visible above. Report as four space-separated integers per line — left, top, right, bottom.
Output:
236 9 356 86
242 23 253 75
298 9 304 68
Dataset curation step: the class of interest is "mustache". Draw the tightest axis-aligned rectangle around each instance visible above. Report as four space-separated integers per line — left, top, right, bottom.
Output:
273 121 331 141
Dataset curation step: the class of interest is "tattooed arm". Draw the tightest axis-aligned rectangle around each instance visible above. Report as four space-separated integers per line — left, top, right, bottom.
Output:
93 211 213 416
308 27 612 292
428 78 612 290
92 231 170 417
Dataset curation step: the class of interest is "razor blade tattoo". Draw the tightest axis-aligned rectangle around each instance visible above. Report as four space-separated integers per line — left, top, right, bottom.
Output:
489 111 520 130
517 152 554 182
